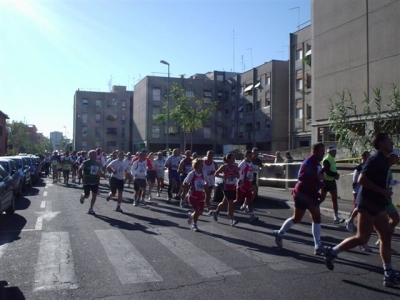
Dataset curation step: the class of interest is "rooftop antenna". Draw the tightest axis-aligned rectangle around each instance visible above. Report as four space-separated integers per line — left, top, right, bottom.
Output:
108 75 113 92
232 29 236 72
289 7 300 31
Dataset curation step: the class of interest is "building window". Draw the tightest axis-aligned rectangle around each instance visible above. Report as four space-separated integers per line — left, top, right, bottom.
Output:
82 99 88 111
82 126 88 138
95 127 100 137
82 113 88 124
122 101 126 107
245 123 252 132
296 49 303 60
203 127 211 139
153 88 161 102
217 126 222 137
216 74 224 81
107 99 117 107
296 108 303 119
256 99 261 110
186 91 194 98
96 100 101 110
318 126 337 142
121 114 125 125
203 91 212 103
306 73 312 89
152 106 160 116
106 128 117 135
265 76 271 85
107 141 117 147
81 141 87 149
255 122 260 130
152 126 160 138
265 92 271 107
95 113 101 123
239 111 243 119
296 78 303 90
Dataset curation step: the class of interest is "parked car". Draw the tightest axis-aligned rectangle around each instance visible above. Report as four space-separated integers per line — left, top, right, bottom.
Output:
18 155 39 183
0 164 16 215
0 158 23 197
8 156 32 190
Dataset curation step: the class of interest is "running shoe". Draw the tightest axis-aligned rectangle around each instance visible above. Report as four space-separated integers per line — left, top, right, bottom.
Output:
359 244 372 252
192 224 199 232
334 218 345 225
88 208 96 215
140 198 147 205
231 220 239 226
240 204 246 212
245 206 249 213
79 194 85 204
180 200 186 208
133 200 139 206
314 245 325 256
157 192 160 197
116 206 123 213
249 215 259 223
383 272 400 287
345 219 356 232
212 211 218 222
273 230 283 248
106 195 111 201
187 212 193 225
375 239 381 246
324 247 337 270
167 198 171 203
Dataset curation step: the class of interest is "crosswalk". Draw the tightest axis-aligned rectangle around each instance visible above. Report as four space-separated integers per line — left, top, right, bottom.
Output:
0 217 370 295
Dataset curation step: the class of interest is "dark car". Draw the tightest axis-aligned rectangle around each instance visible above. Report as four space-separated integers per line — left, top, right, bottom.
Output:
18 156 39 183
0 158 23 197
8 156 32 190
0 164 16 215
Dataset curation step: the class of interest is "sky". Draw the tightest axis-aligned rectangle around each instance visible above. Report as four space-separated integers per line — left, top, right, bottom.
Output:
0 0 311 139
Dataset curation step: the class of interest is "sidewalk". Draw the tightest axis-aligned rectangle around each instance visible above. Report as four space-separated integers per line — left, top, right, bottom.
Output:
257 186 400 226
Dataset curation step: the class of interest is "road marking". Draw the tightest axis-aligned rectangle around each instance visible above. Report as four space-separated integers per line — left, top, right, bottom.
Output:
35 217 43 230
34 232 78 291
95 229 163 284
151 227 240 278
43 191 47 197
202 224 307 271
0 238 9 260
40 201 46 208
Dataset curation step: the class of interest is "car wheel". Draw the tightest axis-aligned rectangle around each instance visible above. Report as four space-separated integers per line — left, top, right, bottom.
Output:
6 193 16 215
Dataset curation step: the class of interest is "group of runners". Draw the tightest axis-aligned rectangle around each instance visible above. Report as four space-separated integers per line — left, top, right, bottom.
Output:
54 133 400 287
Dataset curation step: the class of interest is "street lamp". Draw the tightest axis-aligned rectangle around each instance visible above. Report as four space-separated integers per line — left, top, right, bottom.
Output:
160 60 170 153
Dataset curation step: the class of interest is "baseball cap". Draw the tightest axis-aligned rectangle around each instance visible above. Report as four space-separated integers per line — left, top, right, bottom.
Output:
389 149 399 156
327 146 337 152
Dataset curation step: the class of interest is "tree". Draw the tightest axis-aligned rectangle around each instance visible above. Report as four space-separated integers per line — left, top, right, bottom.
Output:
7 121 53 155
328 84 400 157
154 83 218 151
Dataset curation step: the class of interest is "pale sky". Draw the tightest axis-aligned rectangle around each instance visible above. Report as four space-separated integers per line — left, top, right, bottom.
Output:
0 0 311 139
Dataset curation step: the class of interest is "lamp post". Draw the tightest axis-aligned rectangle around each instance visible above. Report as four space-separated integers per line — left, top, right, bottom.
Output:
160 60 170 153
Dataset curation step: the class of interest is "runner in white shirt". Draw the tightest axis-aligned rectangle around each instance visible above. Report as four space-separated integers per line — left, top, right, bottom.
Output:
155 152 166 197
124 152 134 188
131 152 148 206
106 151 129 213
203 150 218 212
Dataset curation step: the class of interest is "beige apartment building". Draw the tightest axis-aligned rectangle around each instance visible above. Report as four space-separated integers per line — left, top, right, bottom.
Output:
73 86 133 154
311 0 400 145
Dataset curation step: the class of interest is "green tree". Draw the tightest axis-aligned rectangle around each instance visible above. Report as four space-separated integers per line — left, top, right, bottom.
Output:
328 84 400 157
154 83 218 151
7 121 53 155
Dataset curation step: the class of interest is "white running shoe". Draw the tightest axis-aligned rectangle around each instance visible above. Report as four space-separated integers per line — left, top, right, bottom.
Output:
359 244 372 252
187 212 193 225
345 219 356 232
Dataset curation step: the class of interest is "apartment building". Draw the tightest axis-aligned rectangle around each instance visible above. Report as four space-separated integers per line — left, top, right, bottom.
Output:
50 131 63 151
73 86 133 153
289 25 312 149
311 0 400 144
0 110 9 156
132 71 237 154
233 60 289 152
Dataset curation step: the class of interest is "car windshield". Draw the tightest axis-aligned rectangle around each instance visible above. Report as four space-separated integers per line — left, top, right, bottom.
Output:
22 157 32 165
10 158 22 168
0 165 8 181
0 161 10 173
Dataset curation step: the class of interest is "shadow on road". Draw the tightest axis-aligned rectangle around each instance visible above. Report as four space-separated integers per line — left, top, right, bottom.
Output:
0 281 25 300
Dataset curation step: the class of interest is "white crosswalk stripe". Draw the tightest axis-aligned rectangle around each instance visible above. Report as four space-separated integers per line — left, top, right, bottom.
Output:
95 229 163 284
150 227 240 278
34 232 78 291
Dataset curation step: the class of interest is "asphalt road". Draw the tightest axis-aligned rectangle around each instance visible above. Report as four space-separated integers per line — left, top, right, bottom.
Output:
1 177 400 300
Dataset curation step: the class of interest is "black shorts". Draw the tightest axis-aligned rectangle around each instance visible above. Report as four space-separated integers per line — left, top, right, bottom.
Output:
133 178 147 191
83 184 99 197
223 190 236 201
322 180 337 192
294 195 320 209
147 170 156 183
110 177 124 193
357 202 386 217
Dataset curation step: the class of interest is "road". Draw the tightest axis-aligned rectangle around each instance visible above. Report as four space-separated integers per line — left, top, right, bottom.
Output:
1 177 400 300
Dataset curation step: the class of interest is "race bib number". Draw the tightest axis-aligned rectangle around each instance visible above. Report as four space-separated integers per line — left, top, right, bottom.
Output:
226 177 236 185
90 166 99 175
139 166 145 173
246 172 253 180
63 164 71 170
171 163 178 170
194 179 204 191
52 160 58 165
